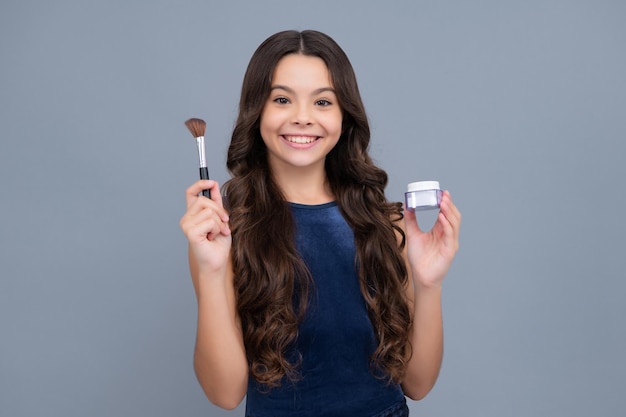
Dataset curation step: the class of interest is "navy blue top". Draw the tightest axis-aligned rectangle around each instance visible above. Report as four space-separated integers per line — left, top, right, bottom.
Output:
245 202 405 417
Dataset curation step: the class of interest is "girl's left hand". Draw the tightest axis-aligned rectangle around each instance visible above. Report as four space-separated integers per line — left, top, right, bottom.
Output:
404 191 461 288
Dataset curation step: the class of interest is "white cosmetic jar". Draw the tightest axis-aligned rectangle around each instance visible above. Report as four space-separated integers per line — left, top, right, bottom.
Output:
405 181 443 211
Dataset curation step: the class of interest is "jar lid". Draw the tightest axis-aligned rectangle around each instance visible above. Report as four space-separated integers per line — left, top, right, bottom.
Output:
407 181 440 192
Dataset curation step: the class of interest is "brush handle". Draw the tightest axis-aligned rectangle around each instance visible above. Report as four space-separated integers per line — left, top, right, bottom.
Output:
199 167 211 198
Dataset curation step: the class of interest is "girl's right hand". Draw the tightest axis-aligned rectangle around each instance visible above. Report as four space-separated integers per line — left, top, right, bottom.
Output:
179 180 232 274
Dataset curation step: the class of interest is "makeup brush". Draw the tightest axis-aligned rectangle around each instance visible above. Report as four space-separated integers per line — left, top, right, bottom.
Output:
184 118 211 198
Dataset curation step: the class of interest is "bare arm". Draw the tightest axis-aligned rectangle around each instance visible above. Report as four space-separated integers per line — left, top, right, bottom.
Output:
180 180 248 409
402 282 443 400
399 191 461 400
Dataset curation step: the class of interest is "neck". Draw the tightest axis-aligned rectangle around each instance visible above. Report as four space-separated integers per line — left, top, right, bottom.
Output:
271 163 334 205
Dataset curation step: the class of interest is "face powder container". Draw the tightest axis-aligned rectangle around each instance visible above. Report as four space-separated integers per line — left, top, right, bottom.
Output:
405 181 443 211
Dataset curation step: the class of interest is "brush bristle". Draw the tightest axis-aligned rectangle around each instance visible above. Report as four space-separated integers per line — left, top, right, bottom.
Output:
185 118 206 138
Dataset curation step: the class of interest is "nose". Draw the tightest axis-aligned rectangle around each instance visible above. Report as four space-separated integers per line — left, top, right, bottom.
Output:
292 103 313 125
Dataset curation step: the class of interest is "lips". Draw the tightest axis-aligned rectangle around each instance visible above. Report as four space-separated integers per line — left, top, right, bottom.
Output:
282 135 320 144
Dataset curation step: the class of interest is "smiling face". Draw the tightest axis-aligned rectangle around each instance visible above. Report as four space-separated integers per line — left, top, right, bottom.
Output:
259 53 343 177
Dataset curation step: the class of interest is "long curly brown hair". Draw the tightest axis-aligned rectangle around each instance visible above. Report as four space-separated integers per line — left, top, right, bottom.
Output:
222 30 412 388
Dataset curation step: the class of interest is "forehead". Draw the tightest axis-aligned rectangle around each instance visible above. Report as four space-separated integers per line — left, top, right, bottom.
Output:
271 54 333 88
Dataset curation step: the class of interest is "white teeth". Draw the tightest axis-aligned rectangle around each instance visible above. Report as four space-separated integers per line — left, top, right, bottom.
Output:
284 136 317 144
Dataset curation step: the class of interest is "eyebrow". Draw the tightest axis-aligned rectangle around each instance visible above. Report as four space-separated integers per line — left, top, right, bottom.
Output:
270 85 336 95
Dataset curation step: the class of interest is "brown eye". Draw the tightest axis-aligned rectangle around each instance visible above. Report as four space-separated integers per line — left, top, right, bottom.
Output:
273 97 290 104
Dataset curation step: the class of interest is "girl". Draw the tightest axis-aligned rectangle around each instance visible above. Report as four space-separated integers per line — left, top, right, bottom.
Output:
180 30 461 417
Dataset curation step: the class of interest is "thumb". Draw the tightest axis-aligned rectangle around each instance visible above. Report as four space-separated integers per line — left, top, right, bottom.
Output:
404 208 424 237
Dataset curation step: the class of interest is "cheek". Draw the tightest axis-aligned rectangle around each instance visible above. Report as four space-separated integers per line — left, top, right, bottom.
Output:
326 112 344 137
258 116 272 140
259 111 282 135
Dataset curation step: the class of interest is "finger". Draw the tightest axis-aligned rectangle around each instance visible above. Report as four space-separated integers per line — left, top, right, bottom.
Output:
182 211 230 243
181 200 230 234
403 207 424 236
185 180 221 206
437 209 455 239
190 202 230 231
442 191 461 221
185 180 230 222
440 191 461 234
203 180 226 209
185 180 210 208
184 195 219 221
196 217 231 240
437 194 460 252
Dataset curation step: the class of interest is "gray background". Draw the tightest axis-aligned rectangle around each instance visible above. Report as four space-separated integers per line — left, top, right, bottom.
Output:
1 0 624 416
